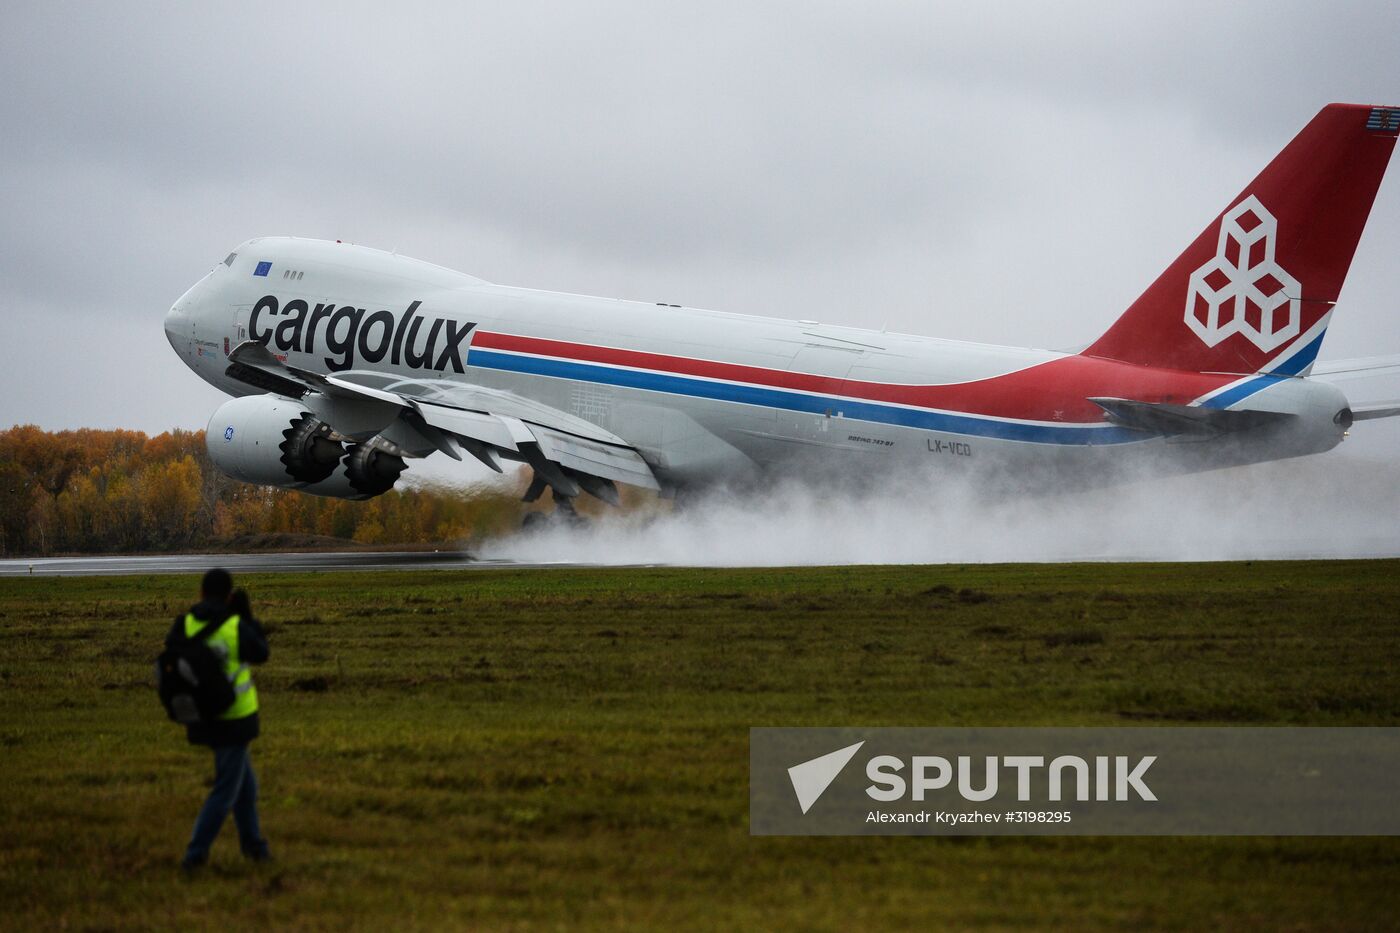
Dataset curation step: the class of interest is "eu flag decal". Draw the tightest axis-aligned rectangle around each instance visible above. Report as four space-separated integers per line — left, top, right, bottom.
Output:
254 261 272 277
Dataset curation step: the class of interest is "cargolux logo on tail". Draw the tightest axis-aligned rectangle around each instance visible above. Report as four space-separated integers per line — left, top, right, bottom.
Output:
1184 195 1301 352
788 740 864 814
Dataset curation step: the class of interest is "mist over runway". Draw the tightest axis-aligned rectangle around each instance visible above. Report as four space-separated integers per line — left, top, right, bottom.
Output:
483 453 1400 567
5 451 1396 575
0 551 597 578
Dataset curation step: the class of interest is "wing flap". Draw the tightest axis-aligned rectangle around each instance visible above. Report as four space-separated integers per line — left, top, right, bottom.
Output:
530 425 661 490
412 403 521 451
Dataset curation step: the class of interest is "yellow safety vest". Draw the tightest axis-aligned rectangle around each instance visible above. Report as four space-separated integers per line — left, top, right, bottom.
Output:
184 613 259 720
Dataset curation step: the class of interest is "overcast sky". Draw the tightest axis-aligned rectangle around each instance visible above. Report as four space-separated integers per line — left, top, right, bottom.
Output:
2 2 1397 459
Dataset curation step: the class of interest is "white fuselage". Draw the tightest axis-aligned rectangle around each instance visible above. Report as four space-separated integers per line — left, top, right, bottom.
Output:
166 237 1350 491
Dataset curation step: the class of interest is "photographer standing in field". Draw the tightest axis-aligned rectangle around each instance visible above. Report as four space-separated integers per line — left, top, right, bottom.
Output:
166 568 272 870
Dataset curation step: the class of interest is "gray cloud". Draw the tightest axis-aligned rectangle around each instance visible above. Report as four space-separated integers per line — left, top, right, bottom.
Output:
0 0 1396 456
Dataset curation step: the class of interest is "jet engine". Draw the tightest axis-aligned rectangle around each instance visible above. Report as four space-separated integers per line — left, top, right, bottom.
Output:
205 394 406 500
343 439 408 497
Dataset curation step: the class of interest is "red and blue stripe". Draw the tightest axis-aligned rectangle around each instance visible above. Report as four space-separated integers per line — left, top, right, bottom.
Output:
465 332 1271 446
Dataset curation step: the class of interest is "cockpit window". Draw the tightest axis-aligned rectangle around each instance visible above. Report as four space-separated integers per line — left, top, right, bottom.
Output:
223 252 237 267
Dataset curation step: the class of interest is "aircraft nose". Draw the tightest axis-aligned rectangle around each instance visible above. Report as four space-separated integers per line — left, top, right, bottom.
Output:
164 302 189 352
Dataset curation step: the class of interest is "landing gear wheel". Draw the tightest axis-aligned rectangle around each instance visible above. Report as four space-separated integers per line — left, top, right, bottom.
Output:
554 492 590 528
520 493 589 532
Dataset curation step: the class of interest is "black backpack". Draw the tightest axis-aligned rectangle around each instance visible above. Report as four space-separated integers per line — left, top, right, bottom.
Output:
156 617 236 724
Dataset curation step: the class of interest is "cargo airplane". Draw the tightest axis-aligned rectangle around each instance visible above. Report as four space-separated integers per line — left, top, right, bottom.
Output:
166 104 1400 522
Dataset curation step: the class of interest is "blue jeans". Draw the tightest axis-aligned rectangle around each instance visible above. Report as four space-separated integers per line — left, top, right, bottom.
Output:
185 744 268 863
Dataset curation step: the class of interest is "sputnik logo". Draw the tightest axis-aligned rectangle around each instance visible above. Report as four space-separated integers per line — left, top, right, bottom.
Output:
788 740 865 814
1184 195 1301 352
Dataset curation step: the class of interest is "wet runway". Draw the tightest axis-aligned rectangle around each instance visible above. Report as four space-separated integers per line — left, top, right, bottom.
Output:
0 551 577 577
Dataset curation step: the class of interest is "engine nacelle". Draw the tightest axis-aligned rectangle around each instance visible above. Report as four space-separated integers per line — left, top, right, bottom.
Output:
343 440 408 497
206 395 406 500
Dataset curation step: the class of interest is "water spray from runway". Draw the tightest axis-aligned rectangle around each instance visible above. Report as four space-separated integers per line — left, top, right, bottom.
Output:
478 453 1400 566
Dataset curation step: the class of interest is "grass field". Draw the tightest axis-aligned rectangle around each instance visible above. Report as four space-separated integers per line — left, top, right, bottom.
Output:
2 560 1399 930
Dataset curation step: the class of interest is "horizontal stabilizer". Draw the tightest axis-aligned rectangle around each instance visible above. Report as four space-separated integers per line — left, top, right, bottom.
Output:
1352 402 1400 422
1309 354 1400 383
1088 397 1296 437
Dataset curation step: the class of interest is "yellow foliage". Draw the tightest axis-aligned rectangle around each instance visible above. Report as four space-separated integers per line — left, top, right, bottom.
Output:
0 426 533 555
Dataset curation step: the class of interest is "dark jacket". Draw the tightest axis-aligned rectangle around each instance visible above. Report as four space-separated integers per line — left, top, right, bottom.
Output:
164 598 270 747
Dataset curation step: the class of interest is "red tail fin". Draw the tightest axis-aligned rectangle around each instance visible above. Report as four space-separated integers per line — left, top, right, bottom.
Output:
1084 104 1398 376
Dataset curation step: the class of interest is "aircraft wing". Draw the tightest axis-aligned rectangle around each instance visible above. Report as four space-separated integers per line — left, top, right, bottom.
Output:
1308 356 1400 422
224 341 659 503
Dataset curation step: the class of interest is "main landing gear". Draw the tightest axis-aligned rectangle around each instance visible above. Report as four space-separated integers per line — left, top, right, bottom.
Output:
520 479 589 532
